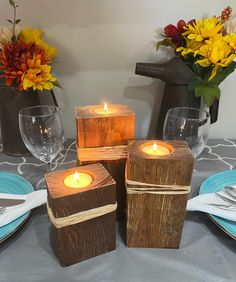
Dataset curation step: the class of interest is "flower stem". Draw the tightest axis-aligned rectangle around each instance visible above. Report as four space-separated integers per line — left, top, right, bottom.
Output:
8 0 19 42
12 4 16 41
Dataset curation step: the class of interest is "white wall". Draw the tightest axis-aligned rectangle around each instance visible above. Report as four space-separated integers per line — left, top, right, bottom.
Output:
1 0 236 139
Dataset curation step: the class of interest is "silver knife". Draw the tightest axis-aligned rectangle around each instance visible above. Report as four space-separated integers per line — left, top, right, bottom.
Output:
0 198 25 207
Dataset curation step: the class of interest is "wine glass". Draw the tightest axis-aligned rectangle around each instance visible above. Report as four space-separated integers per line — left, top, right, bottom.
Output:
19 106 64 173
163 107 210 157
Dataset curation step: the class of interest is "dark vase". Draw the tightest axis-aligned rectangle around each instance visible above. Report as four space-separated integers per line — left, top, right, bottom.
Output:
0 84 58 156
135 57 219 138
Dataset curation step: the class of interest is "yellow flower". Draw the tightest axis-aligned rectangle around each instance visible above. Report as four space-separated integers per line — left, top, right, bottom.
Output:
22 57 57 91
20 28 57 60
177 39 203 56
183 17 222 42
195 34 236 79
225 33 236 51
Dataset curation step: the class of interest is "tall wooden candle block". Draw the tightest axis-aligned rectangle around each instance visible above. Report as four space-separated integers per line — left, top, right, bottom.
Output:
76 104 135 220
45 163 116 267
126 140 194 249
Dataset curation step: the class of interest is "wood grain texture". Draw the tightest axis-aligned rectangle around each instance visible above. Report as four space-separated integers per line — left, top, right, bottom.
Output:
51 212 116 266
126 140 194 248
126 192 188 248
79 159 126 221
76 104 135 221
76 104 135 148
126 140 194 186
45 163 116 266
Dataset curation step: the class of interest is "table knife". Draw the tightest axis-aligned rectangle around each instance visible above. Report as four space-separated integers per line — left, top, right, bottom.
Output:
0 198 25 207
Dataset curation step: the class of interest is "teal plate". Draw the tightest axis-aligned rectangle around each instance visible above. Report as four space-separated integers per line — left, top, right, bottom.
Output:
199 170 236 240
0 172 34 243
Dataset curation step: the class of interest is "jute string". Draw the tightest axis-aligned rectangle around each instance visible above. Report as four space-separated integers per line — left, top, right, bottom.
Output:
126 179 190 195
47 202 117 229
77 145 127 162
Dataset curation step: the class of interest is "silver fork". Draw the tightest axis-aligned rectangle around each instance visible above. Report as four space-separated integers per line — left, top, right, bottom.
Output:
224 186 236 198
214 193 236 210
202 186 236 210
205 203 236 210
0 207 6 215
203 192 236 210
204 202 236 209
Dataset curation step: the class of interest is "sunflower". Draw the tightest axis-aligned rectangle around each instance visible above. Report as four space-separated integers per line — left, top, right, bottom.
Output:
0 40 57 90
195 34 236 79
177 39 202 56
225 33 236 51
20 28 57 60
22 58 57 91
183 17 223 42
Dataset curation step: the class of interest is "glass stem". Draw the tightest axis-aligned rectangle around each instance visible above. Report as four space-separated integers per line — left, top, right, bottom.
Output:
47 162 52 172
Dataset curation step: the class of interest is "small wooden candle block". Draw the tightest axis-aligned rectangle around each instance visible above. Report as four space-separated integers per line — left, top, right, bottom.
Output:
126 140 194 249
76 103 135 220
45 163 116 267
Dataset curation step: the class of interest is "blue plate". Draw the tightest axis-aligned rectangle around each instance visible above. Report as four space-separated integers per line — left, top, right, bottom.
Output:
199 170 236 240
0 172 34 243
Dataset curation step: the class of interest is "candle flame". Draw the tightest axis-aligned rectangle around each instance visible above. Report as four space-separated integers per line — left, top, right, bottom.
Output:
74 172 80 182
153 143 158 153
104 102 108 114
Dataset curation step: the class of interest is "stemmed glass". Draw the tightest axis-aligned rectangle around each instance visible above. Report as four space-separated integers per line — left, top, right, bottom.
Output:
163 107 210 157
19 106 64 174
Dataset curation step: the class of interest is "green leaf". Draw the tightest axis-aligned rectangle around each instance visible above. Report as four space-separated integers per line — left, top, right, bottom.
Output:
15 19 21 24
52 80 62 89
7 19 13 24
156 38 174 51
195 84 220 107
187 76 202 92
207 62 236 85
192 63 203 77
203 95 215 107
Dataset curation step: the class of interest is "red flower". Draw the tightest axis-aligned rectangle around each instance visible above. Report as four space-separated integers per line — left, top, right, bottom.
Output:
0 40 50 90
164 20 186 47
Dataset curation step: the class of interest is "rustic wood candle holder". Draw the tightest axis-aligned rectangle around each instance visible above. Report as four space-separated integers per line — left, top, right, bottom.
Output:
126 140 194 249
76 104 135 221
45 163 116 267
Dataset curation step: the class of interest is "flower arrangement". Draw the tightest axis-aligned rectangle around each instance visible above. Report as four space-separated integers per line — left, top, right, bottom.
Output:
156 6 236 107
0 0 60 92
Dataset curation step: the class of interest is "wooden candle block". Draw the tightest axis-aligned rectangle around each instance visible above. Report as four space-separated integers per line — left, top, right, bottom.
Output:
45 163 116 267
126 140 194 249
76 104 135 221
76 104 135 148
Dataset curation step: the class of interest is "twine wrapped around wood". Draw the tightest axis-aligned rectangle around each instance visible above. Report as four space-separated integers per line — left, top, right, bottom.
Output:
77 145 127 162
47 202 117 229
126 178 190 195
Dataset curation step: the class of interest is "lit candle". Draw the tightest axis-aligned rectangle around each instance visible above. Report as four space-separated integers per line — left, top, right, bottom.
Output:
94 102 118 115
104 102 108 114
64 171 93 188
142 142 170 156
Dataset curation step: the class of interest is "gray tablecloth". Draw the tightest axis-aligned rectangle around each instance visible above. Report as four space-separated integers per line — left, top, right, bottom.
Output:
0 139 236 282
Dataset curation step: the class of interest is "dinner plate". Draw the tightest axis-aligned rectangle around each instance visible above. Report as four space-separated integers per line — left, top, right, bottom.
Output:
199 170 236 240
0 172 34 243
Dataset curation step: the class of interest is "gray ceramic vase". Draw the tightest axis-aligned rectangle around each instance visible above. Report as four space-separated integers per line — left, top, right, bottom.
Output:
135 57 219 138
0 83 58 156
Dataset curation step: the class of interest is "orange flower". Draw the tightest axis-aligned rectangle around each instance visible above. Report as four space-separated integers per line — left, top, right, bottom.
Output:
0 40 50 90
22 57 57 91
